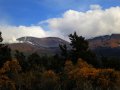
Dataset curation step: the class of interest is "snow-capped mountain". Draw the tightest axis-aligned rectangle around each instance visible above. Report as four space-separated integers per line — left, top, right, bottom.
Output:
17 37 70 48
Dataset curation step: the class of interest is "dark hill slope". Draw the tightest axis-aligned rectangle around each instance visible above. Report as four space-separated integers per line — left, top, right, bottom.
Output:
88 34 120 57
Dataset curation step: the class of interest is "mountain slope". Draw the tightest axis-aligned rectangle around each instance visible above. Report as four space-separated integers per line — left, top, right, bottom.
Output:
88 34 120 57
17 37 70 48
88 34 120 49
9 37 70 55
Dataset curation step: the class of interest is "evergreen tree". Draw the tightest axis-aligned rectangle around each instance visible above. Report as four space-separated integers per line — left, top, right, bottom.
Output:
69 32 97 64
15 50 28 71
27 52 42 70
60 32 97 65
0 32 11 68
0 32 3 42
59 44 68 59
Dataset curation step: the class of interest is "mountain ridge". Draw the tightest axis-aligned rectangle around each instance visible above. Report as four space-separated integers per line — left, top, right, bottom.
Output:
8 34 120 56
17 36 70 48
88 34 120 49
8 36 70 55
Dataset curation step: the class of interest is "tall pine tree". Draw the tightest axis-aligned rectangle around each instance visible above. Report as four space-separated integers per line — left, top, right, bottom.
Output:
0 32 11 68
60 32 97 65
69 32 96 64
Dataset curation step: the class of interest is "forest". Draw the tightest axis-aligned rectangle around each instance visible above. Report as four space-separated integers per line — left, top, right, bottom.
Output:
0 32 120 90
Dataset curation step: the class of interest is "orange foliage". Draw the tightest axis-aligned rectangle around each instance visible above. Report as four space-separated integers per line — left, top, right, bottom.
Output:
64 58 120 89
0 59 21 74
42 70 59 82
0 59 21 90
0 75 16 90
64 60 74 74
40 70 60 90
76 58 93 68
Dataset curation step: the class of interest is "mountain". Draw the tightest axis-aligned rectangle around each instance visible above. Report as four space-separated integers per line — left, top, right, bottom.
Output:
88 34 120 57
89 34 120 49
8 37 70 55
17 37 70 48
8 34 120 57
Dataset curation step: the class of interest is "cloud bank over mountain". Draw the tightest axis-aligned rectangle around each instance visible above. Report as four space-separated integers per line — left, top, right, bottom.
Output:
1 5 120 42
0 25 46 43
45 5 120 39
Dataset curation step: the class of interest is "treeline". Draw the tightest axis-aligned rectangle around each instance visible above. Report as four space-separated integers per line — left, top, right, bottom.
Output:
0 32 120 90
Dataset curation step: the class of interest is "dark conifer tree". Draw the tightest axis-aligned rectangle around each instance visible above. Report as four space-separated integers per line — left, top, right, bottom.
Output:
15 50 28 71
60 32 97 65
59 44 68 59
69 32 97 64
27 52 42 70
0 32 12 68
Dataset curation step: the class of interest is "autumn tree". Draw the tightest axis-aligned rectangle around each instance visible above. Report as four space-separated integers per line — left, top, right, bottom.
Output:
0 59 21 90
40 70 59 90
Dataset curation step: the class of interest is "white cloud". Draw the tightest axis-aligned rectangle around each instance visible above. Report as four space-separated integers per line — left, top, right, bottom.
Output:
0 25 47 43
44 6 120 39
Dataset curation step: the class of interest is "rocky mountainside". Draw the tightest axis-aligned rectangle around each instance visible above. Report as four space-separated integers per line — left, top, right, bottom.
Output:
88 34 120 57
88 34 120 49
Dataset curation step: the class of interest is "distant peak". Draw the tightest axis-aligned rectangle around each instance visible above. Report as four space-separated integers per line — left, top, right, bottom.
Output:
89 33 120 40
111 34 120 39
111 34 120 35
17 36 61 40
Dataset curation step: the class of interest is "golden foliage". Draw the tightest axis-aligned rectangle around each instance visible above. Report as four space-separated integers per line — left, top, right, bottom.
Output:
0 59 21 90
42 70 59 82
0 75 16 90
0 59 21 74
64 58 120 89
76 58 93 68
64 60 74 74
40 70 60 90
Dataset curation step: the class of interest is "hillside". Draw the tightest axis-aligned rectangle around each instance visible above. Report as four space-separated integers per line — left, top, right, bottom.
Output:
17 36 70 48
89 34 120 49
88 34 120 57
8 37 70 55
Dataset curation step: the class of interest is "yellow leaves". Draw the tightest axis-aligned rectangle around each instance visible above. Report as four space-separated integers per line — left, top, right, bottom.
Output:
64 60 74 73
64 58 120 89
0 75 16 90
65 60 73 66
0 59 21 74
40 70 60 90
78 68 97 78
69 67 98 79
0 59 21 90
76 58 93 68
42 70 59 82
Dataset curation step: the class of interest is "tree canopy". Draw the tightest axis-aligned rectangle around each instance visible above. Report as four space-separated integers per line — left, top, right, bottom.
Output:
60 32 96 65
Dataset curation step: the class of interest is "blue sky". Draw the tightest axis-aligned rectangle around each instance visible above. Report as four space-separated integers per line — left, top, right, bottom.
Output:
0 0 120 26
